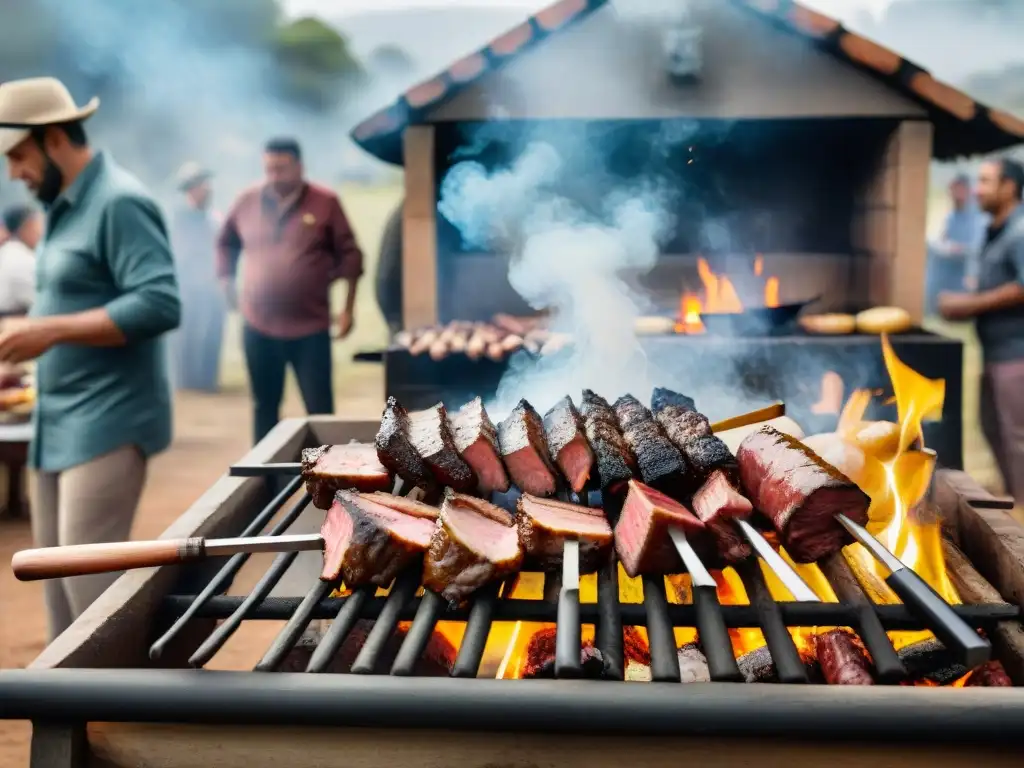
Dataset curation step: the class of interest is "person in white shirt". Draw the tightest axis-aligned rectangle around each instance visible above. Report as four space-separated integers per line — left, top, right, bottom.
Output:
0 204 41 316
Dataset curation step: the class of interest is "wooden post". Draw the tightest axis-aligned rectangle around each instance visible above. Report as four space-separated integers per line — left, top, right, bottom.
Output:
402 125 439 329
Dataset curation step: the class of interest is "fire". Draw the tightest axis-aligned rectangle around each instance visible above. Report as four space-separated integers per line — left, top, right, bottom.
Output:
677 255 780 333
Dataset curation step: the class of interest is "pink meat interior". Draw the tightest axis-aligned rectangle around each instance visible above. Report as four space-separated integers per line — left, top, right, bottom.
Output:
443 501 520 562
320 498 356 580
363 492 439 520
461 439 509 494
318 443 389 476
693 470 753 523
504 446 556 496
631 482 704 533
521 496 611 537
556 435 593 493
785 486 865 563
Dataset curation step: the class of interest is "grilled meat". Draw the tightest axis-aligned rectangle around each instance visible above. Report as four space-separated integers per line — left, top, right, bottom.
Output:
516 494 613 573
815 629 875 686
657 408 712 446
300 443 393 510
579 389 636 492
613 395 690 495
360 492 439 520
320 490 435 587
449 397 509 495
498 400 558 497
615 479 707 578
422 491 523 604
736 426 870 563
691 469 753 564
651 387 696 415
965 660 1013 687
543 395 594 493
375 397 438 496
408 402 476 492
680 434 739 484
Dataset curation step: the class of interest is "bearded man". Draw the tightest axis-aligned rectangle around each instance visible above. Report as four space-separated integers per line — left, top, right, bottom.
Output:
0 77 180 640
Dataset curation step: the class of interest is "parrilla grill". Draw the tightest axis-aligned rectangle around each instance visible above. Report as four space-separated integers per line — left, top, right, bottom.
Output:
4 415 1024 768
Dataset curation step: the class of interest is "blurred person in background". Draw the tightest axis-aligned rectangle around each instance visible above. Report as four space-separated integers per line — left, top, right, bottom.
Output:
0 204 42 316
927 173 986 312
217 137 363 444
376 200 403 336
939 158 1024 504
0 77 180 641
169 161 224 392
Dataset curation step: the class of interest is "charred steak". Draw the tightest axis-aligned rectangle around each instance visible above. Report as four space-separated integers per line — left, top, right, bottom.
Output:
691 469 753 565
580 389 636 492
613 395 691 495
408 402 476 492
360 492 438 520
615 479 707 578
375 397 437 495
422 491 523 604
516 493 613 573
320 490 435 587
543 395 594 493
498 400 558 497
300 443 393 510
651 387 696 415
736 426 870 563
449 397 509 495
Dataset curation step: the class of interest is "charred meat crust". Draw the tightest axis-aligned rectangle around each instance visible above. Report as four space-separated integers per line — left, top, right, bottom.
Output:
736 426 871 563
449 397 510 494
543 395 595 493
498 399 559 497
408 402 476 492
651 387 696 415
375 397 438 494
580 389 636 491
300 444 393 510
516 494 613 573
613 394 690 495
691 469 753 565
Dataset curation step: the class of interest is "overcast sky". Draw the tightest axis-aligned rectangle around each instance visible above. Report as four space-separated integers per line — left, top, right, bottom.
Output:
280 0 893 22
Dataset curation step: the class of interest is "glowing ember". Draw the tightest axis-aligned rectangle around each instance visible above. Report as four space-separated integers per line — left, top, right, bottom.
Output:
676 255 781 333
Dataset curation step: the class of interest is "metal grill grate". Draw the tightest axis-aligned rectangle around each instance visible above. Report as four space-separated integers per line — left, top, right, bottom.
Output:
149 469 1021 684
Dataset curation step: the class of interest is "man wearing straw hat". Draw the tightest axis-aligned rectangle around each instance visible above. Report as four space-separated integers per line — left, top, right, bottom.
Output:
0 77 181 640
169 161 224 392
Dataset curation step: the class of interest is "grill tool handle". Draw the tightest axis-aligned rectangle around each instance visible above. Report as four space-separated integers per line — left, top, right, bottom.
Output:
12 538 204 581
885 569 992 669
229 462 301 477
692 586 744 682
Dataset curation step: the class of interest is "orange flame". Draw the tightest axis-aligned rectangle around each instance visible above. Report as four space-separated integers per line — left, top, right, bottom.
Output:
677 255 781 333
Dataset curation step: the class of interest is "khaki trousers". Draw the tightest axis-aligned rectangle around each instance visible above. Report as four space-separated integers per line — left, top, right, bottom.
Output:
980 359 1024 504
30 445 147 643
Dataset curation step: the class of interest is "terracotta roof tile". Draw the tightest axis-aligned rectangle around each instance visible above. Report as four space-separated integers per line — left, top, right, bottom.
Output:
351 108 402 142
490 22 534 57
989 108 1024 138
536 0 588 31
909 72 976 121
785 4 840 37
406 77 448 109
449 52 487 83
838 32 902 76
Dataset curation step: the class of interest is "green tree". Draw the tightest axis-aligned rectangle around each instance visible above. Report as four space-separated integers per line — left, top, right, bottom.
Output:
272 16 365 109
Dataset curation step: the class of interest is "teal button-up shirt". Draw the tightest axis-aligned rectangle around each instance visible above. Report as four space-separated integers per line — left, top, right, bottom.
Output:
30 152 181 472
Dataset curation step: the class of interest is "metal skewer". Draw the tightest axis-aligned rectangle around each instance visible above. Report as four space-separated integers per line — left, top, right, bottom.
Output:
230 462 302 477
836 514 991 669
554 539 583 679
735 520 821 603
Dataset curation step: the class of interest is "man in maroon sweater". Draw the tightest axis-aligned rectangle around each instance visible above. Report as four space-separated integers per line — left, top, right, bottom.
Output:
216 137 364 443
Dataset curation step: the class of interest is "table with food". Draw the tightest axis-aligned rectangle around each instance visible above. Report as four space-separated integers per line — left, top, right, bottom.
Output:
0 362 34 518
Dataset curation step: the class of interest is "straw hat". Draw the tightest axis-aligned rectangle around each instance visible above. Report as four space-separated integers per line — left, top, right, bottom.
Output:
0 77 100 155
174 161 213 192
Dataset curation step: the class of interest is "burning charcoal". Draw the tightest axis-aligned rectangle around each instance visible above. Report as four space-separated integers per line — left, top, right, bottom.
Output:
408 403 476 492
613 395 691 495
376 397 438 496
614 480 707 577
449 397 509 495
543 395 594 493
651 387 696 415
677 643 711 683
422 491 523 605
516 494 613 573
320 491 435 587
897 638 969 685
580 389 636 492
736 427 870 563
965 660 1014 687
737 645 822 684
691 470 753 565
300 443 393 510
520 626 608 679
498 400 559 497
815 629 874 686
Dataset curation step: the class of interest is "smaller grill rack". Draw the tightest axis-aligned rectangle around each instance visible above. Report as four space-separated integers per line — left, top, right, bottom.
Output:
149 473 1021 685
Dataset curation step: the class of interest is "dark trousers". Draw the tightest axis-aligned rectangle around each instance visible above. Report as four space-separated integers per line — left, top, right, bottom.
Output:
243 325 334 445
980 359 1024 503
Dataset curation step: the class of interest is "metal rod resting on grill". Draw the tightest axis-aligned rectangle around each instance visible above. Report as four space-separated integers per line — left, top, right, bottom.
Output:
255 579 335 672
229 462 302 477
149 479 307 660
642 575 682 683
390 590 446 676
595 556 624 680
837 514 992 669
669 528 743 682
734 520 820 603
306 585 373 673
350 573 421 674
554 540 583 679
738 559 808 684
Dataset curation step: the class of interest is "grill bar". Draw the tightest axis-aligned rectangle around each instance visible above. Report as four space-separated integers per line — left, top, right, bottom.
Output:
554 540 582 679
642 576 681 682
255 579 334 672
148 478 306 660
595 558 624 680
692 586 744 682
450 582 501 678
350 573 420 674
390 590 447 676
740 561 808 683
307 585 373 673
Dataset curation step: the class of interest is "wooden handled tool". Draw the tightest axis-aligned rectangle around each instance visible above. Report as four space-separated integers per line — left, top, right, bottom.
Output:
11 534 323 582
710 402 785 434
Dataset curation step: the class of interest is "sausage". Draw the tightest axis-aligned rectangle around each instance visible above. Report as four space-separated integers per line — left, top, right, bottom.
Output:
408 329 437 356
965 660 1013 687
815 629 874 685
486 341 505 361
466 328 487 360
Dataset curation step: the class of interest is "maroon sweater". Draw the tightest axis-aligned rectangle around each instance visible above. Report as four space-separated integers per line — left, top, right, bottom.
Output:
216 183 363 339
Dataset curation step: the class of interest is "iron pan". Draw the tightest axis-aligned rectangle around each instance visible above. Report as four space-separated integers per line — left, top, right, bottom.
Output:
699 296 821 336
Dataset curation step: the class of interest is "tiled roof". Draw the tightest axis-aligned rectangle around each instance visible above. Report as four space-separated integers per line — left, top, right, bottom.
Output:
351 0 1024 165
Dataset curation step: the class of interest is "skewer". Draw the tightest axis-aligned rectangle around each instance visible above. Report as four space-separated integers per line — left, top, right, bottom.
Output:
709 402 785 434
836 514 991 669
554 540 583 679
734 520 821 603
668 528 743 682
229 462 301 477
